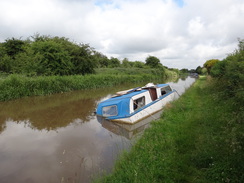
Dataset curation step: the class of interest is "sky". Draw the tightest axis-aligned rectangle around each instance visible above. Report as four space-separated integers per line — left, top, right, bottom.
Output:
0 0 244 69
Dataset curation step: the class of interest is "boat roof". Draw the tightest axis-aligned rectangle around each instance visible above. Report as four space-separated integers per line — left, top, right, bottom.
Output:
101 89 147 104
156 83 169 88
99 83 169 105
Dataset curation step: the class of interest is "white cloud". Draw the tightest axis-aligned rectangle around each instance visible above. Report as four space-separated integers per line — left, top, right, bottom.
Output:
0 0 243 69
187 17 205 36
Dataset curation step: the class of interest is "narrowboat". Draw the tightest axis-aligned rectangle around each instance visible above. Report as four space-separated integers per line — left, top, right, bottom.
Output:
96 83 176 124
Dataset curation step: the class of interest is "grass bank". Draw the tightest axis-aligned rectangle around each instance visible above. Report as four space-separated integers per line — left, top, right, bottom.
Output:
95 76 243 183
0 68 175 101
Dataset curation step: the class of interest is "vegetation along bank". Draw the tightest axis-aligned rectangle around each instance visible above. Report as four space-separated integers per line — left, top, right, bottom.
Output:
0 68 174 101
95 40 243 182
0 34 179 101
95 76 243 183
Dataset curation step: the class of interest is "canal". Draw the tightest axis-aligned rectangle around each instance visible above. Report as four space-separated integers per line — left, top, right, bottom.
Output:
0 76 196 183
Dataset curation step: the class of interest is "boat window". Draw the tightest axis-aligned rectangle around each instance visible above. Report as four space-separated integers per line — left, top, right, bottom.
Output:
102 105 118 117
161 86 172 96
133 96 145 111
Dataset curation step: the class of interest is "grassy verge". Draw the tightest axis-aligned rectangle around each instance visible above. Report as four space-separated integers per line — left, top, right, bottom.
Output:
95 76 243 183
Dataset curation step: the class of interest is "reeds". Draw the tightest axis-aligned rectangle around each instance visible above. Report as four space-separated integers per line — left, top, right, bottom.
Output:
0 71 163 101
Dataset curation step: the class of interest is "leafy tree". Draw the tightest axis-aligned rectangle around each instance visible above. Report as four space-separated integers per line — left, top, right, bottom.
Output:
98 56 110 68
210 39 244 104
195 66 202 74
145 56 161 68
48 37 96 74
0 43 5 57
122 58 130 68
203 59 219 74
210 61 226 77
0 34 129 75
94 52 109 68
134 61 145 68
13 47 44 75
0 55 13 73
0 43 10 72
109 57 120 68
71 43 95 75
180 68 189 73
121 59 141 68
30 36 96 75
222 41 244 87
31 39 73 75
189 69 196 73
201 67 207 75
0 38 28 73
2 38 27 58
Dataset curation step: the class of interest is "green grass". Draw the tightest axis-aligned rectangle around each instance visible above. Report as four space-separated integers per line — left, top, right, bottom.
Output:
0 67 169 101
95 76 244 183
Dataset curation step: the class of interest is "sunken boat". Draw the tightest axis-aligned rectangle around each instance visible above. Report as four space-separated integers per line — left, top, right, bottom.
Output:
96 83 176 124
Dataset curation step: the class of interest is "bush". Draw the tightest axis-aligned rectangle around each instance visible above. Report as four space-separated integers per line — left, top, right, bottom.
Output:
210 39 244 106
0 35 96 76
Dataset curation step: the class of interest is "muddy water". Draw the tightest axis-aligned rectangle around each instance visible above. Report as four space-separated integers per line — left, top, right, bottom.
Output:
0 77 195 183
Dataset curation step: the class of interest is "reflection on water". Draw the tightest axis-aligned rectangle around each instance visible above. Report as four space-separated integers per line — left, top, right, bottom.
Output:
0 84 144 132
97 111 163 140
0 118 131 183
0 90 105 132
169 76 196 96
0 77 195 183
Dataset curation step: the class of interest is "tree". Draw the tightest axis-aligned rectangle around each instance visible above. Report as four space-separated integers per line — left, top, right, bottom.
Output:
203 59 219 74
2 38 27 58
196 66 202 74
201 67 207 75
145 56 161 68
210 60 226 77
109 57 120 68
71 44 96 75
30 36 96 75
31 39 74 75
210 39 244 104
122 58 130 68
134 61 145 68
180 68 189 73
0 54 13 73
94 52 109 68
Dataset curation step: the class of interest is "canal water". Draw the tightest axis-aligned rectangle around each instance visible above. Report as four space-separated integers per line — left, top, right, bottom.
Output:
0 77 196 183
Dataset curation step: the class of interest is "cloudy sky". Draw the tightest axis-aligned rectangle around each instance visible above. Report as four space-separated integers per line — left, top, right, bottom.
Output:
0 0 243 69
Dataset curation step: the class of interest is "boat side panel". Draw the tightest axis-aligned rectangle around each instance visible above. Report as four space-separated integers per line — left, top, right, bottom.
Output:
129 91 152 114
109 91 176 123
96 90 148 117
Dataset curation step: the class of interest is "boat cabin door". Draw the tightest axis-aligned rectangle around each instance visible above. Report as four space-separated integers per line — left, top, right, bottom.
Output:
148 88 158 101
